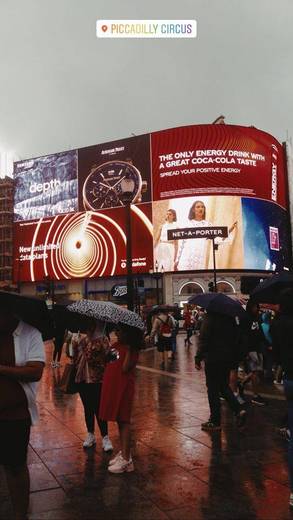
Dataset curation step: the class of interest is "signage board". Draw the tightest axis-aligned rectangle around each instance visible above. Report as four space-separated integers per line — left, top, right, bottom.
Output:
167 226 228 240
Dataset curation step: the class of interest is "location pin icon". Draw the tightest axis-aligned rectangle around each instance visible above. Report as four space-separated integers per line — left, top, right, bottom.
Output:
102 25 108 32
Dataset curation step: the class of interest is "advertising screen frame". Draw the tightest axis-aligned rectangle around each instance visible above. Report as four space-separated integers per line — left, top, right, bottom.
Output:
13 124 292 282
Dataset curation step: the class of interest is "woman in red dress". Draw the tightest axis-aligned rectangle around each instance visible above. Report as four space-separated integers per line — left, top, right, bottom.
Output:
99 324 144 474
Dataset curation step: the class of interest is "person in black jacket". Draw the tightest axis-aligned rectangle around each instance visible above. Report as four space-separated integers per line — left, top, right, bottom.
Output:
195 311 246 431
271 288 293 509
238 300 267 406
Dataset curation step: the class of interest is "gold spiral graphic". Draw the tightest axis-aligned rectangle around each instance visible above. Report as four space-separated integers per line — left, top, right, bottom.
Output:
31 211 126 281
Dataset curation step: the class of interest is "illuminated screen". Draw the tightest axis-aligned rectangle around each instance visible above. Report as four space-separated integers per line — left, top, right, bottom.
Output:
14 150 78 222
13 124 291 281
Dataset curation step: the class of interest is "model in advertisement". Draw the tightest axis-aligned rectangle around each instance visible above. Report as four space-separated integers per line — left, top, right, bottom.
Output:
174 200 237 271
154 209 178 271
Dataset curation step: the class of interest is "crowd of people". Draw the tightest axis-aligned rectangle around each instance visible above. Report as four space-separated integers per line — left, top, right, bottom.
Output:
0 299 144 519
144 291 293 509
1 288 293 517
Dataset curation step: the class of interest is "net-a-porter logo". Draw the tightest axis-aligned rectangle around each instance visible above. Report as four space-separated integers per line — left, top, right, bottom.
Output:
29 179 61 194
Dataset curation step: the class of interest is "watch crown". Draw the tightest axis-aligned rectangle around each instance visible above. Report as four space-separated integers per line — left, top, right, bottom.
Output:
141 181 148 193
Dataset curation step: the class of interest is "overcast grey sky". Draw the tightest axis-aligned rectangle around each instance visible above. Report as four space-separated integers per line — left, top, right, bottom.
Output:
0 0 292 160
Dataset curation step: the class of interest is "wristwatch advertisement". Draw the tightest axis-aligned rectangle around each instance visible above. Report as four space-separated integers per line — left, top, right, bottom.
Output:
83 160 147 210
78 134 151 211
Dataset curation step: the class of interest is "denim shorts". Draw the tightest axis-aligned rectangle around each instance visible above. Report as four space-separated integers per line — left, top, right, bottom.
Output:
157 336 172 352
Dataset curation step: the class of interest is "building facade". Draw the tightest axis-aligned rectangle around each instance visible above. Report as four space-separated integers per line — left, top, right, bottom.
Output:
0 176 13 286
14 124 293 305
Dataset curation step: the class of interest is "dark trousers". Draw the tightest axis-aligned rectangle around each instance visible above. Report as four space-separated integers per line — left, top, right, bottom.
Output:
205 362 241 425
185 327 193 342
53 335 65 362
78 382 108 437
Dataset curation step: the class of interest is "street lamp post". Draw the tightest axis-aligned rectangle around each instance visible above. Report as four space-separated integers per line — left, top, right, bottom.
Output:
121 178 135 311
149 261 164 305
212 238 218 293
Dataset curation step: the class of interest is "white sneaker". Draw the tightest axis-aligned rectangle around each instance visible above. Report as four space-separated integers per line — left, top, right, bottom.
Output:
289 492 293 509
109 451 133 466
102 435 113 452
83 432 96 448
108 456 134 473
109 451 122 466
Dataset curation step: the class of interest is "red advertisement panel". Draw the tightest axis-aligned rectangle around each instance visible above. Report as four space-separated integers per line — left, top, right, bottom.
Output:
151 125 287 208
13 204 153 282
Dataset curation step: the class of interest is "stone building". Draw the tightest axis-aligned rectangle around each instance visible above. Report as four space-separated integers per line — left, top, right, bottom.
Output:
0 176 13 287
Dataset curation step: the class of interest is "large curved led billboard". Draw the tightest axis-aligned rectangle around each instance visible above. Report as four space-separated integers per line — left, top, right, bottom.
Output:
13 124 291 281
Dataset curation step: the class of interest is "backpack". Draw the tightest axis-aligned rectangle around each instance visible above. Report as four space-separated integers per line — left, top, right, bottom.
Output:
158 316 173 336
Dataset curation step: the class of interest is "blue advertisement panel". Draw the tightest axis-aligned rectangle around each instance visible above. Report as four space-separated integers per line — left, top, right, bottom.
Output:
242 198 290 271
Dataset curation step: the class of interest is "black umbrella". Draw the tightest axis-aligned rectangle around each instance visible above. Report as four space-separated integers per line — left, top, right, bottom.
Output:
188 293 245 318
0 290 52 339
250 272 293 304
51 304 90 333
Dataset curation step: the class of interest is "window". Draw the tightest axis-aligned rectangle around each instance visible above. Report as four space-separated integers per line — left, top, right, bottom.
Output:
179 282 204 295
216 281 235 293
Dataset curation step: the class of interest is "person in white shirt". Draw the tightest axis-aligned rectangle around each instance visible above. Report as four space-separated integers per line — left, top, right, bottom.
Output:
154 209 178 272
0 303 45 520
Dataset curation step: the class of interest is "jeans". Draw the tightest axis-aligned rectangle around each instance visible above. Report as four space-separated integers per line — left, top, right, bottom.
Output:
205 362 241 425
171 334 177 354
78 382 108 436
283 379 293 490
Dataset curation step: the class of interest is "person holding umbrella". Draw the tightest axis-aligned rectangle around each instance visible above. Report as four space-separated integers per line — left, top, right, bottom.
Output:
192 294 246 431
99 323 144 473
66 300 145 467
71 317 113 452
271 288 293 509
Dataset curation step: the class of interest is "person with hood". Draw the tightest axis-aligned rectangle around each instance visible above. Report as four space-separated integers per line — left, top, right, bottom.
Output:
271 288 293 509
194 311 246 431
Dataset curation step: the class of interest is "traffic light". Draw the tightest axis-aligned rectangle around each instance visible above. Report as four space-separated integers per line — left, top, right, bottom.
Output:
208 282 214 292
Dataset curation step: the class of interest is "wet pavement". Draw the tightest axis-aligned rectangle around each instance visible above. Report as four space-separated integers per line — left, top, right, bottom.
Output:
1 332 292 519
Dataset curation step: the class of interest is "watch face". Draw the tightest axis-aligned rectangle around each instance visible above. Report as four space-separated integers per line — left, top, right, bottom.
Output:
83 160 142 210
